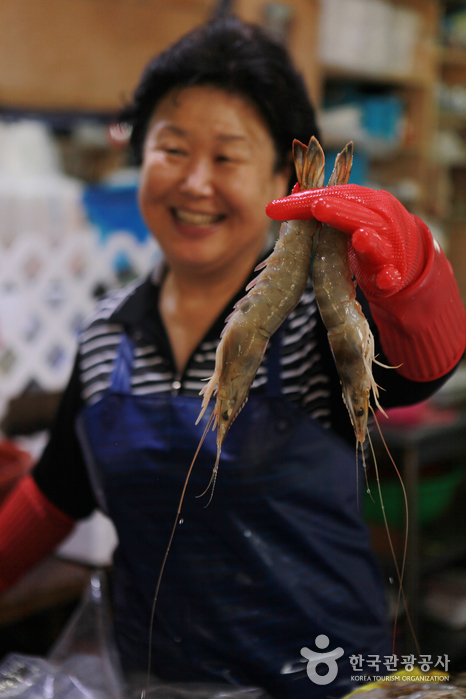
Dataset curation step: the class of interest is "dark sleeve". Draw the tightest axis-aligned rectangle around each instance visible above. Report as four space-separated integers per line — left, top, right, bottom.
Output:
359 290 460 408
32 354 98 520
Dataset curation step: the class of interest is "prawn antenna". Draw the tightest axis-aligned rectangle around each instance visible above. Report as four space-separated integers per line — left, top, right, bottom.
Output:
361 441 375 504
145 409 216 693
369 406 420 656
196 446 221 507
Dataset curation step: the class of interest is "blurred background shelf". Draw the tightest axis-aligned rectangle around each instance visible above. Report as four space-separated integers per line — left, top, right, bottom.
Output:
439 45 466 67
321 64 433 88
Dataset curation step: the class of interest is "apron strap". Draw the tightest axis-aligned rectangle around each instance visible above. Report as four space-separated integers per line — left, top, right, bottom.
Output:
110 332 134 394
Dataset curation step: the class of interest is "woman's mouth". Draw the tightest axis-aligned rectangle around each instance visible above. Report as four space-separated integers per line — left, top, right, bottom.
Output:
172 208 225 227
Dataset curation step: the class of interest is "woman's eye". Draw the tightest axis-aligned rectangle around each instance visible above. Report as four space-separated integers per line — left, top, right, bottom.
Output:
216 151 248 165
158 143 187 156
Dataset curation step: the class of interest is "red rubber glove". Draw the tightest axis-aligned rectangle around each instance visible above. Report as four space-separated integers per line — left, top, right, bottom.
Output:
266 185 466 382
0 475 75 594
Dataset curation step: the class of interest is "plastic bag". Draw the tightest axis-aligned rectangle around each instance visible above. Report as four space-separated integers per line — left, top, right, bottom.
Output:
0 570 124 699
47 570 124 699
130 683 268 699
0 653 103 699
0 570 269 699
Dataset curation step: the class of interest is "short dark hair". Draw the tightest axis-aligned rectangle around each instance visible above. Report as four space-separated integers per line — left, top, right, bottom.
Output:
119 16 319 188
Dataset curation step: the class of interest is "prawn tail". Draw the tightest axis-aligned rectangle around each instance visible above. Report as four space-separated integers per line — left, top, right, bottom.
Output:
293 136 325 190
293 139 306 186
327 141 353 187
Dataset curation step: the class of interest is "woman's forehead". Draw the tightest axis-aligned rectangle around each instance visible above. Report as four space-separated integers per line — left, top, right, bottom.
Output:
147 85 274 144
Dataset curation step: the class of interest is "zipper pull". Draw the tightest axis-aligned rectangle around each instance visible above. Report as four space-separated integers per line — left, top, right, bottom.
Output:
171 374 182 395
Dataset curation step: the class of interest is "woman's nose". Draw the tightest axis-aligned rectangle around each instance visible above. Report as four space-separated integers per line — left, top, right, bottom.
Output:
179 157 214 197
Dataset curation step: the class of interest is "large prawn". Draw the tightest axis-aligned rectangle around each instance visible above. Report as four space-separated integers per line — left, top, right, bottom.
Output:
194 135 326 500
311 141 383 449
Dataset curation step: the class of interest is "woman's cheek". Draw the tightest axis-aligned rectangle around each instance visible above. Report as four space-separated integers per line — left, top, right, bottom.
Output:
140 169 173 204
220 172 257 207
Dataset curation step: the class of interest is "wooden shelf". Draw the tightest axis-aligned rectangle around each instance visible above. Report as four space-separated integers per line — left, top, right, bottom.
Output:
439 45 466 67
0 0 215 112
321 63 432 89
439 109 466 129
445 214 466 226
316 0 440 213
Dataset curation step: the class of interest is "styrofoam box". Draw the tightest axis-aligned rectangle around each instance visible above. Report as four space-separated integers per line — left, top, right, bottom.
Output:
57 511 118 566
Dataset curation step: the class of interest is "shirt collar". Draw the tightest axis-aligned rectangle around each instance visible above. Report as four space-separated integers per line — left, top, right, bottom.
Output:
109 233 276 341
110 274 160 333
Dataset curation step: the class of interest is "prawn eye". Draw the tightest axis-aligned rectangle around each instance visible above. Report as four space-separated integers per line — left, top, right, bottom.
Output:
222 410 230 421
355 407 365 418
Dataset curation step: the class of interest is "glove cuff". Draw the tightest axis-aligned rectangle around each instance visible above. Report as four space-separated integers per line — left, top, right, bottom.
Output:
367 221 466 381
0 475 74 593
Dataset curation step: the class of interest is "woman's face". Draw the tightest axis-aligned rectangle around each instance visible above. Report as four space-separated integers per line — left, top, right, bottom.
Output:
138 85 289 276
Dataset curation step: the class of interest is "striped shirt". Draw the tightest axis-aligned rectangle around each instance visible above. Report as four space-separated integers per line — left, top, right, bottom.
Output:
78 262 333 428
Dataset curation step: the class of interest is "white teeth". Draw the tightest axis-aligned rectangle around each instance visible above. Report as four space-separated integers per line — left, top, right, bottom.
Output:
174 209 222 226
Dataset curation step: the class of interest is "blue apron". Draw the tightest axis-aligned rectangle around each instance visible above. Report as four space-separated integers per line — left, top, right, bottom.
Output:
77 328 390 699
